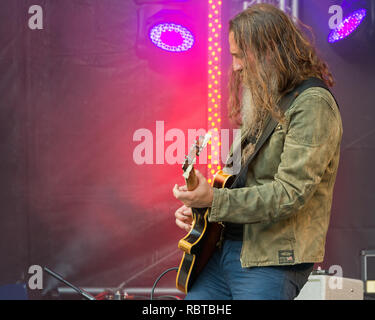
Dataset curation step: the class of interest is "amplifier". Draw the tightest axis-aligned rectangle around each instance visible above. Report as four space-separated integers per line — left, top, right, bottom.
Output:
295 275 364 300
361 250 375 294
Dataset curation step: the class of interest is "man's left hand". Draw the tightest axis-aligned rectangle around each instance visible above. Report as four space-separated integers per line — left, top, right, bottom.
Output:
173 169 213 208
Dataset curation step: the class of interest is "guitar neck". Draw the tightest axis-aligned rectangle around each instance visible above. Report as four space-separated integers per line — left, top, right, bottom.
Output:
185 168 199 191
182 133 211 192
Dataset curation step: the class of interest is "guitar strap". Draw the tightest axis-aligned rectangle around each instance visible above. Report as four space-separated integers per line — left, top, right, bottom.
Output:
229 77 334 189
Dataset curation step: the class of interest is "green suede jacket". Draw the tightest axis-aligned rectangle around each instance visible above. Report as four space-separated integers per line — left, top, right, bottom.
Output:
208 87 343 268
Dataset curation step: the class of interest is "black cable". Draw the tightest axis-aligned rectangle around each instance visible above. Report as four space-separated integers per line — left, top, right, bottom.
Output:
150 267 179 301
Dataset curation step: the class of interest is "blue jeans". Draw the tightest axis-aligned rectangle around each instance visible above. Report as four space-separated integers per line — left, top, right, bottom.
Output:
185 240 313 300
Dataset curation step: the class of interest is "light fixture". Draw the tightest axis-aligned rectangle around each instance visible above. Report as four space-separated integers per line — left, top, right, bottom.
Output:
134 1 196 60
207 0 222 184
328 8 367 43
328 1 374 63
149 22 195 52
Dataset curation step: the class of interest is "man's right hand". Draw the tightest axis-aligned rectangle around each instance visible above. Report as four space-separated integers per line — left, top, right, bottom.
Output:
175 205 193 233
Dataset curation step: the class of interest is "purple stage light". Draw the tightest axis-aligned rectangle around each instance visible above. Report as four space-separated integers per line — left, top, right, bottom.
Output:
149 23 195 52
328 9 367 43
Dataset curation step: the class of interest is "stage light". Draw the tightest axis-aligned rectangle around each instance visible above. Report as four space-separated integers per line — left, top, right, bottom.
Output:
328 1 374 62
328 9 367 43
207 0 222 183
133 0 197 62
149 23 195 52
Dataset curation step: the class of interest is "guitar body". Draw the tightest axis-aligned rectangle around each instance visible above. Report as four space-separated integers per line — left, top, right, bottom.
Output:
176 170 236 294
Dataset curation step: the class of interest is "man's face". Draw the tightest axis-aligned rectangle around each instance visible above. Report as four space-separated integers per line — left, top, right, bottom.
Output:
229 31 244 72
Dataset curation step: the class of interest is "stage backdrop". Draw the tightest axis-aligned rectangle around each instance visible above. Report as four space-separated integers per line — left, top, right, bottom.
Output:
0 0 374 298
0 0 209 297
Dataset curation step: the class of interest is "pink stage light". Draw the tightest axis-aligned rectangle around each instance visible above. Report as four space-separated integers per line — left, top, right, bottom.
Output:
149 23 195 52
328 9 367 43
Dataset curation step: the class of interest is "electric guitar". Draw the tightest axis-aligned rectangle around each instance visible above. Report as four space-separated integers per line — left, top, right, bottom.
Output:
176 133 236 294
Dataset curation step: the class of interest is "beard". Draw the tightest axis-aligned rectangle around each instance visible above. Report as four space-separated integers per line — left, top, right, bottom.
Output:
240 71 280 165
241 86 255 138
240 86 257 165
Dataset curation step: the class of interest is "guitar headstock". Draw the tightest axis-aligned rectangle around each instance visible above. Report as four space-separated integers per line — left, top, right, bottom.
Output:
182 133 211 182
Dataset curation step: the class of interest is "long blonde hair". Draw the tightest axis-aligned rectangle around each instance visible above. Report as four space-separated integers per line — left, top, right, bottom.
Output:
228 4 334 132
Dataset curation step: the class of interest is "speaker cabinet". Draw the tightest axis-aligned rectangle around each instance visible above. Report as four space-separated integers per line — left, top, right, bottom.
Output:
295 275 364 300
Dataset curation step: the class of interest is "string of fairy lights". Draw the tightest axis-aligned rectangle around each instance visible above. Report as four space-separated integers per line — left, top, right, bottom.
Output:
207 0 222 184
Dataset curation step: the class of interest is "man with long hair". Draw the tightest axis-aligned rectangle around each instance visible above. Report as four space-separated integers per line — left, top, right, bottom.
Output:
173 4 343 300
